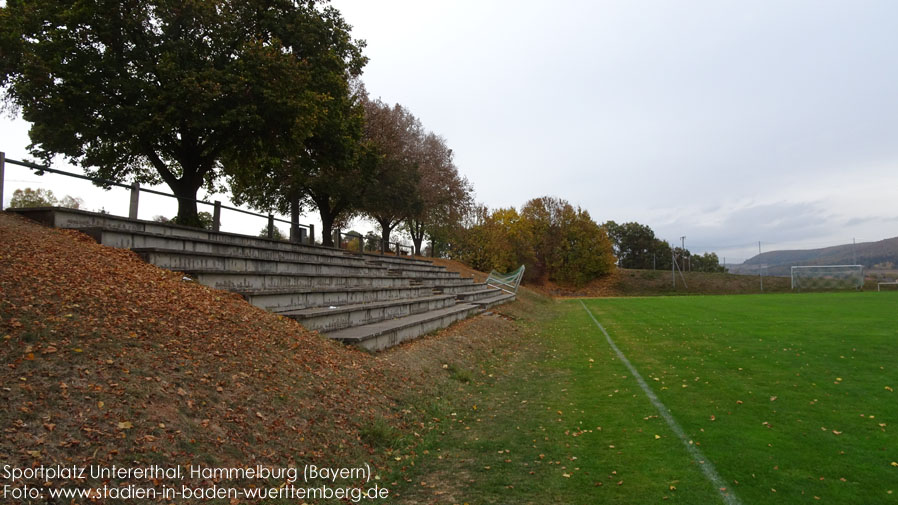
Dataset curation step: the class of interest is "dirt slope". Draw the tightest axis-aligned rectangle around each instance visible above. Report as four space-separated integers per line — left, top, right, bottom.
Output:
0 212 527 500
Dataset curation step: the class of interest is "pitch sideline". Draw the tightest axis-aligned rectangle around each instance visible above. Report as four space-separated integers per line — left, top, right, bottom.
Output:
578 300 742 505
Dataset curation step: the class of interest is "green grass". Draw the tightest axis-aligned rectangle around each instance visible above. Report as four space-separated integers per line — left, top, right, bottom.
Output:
583 292 898 504
393 292 898 504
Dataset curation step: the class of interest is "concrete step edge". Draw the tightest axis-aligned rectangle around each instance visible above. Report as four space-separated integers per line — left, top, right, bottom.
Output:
325 303 480 343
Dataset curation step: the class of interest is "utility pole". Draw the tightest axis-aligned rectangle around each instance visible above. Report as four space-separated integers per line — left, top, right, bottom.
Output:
853 238 857 265
759 241 763 292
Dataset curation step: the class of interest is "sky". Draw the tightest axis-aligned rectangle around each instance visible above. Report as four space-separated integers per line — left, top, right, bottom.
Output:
3 0 898 263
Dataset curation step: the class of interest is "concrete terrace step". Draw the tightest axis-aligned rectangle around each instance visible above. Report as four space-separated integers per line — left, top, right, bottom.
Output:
10 207 352 260
133 248 381 276
365 258 447 272
11 207 519 351
456 287 506 302
279 294 458 332
325 303 483 352
190 270 411 293
79 227 371 267
471 292 516 309
388 269 464 280
239 285 431 311
360 253 435 268
415 277 477 288
430 282 487 294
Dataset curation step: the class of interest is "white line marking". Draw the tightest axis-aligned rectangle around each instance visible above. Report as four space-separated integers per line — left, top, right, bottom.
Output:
579 300 742 505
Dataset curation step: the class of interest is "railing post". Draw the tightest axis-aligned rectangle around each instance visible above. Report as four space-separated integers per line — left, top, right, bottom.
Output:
128 182 140 219
267 214 274 239
308 224 314 245
0 152 5 210
212 201 221 232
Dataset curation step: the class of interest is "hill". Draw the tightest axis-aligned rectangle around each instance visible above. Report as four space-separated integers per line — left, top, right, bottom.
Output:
0 211 536 500
730 236 898 276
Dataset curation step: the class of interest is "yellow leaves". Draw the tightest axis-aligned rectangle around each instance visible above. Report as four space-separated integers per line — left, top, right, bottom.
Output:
891 461 898 467
562 473 571 478
117 421 133 430
26 450 41 458
97 401 104 409
654 434 661 440
769 396 777 402
886 386 894 392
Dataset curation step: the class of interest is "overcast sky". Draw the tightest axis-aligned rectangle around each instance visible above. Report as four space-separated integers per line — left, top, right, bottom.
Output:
3 0 898 263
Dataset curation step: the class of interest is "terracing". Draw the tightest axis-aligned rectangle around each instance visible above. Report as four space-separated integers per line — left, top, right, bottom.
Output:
10 207 515 351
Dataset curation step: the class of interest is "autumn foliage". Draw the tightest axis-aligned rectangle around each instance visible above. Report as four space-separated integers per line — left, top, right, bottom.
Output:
450 197 615 287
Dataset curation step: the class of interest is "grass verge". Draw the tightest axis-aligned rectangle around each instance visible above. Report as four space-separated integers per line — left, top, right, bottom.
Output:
391 292 898 504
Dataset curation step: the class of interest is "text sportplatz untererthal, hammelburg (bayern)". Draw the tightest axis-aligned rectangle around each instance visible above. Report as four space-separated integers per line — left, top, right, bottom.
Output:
2 464 390 502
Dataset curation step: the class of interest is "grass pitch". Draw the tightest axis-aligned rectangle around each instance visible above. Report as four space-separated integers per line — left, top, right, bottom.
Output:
395 292 898 504
581 293 898 504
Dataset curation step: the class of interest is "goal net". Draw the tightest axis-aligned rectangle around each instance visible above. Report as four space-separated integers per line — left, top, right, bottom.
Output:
791 265 864 291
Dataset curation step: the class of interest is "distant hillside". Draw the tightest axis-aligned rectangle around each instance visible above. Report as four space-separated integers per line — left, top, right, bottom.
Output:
730 236 898 276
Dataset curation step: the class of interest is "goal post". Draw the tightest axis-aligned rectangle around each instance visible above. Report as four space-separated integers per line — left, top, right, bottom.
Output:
791 265 864 291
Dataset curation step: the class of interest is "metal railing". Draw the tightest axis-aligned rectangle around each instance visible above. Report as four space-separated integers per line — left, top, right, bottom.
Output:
333 229 414 256
0 152 314 243
486 265 525 294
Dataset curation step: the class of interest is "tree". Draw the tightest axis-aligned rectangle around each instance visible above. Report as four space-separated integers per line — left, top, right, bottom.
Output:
259 225 286 241
450 197 614 287
404 132 473 256
227 77 370 248
9 188 82 209
0 0 365 227
153 211 214 230
551 207 615 286
652 238 673 270
359 99 426 250
521 197 614 286
692 252 726 273
603 221 658 269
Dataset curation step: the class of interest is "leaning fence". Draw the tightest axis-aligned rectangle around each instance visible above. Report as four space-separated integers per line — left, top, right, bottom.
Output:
486 265 525 294
0 152 315 243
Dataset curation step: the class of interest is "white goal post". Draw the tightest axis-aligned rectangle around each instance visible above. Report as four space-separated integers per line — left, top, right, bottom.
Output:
791 265 864 291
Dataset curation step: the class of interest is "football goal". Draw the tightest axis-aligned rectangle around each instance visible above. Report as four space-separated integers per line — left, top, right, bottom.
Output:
791 265 864 291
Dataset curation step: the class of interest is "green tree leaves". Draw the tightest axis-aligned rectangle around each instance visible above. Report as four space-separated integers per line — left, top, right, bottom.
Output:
1 0 365 226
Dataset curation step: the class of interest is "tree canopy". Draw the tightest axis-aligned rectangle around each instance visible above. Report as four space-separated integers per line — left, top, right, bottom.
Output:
361 98 424 249
450 197 615 287
0 0 365 226
9 188 82 209
404 132 473 256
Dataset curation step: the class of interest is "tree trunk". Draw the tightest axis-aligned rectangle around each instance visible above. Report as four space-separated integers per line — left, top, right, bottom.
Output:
379 220 391 252
290 197 301 243
171 178 201 227
319 210 336 247
409 219 425 256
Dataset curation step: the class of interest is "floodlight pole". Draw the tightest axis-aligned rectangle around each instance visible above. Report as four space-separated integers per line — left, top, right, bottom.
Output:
853 238 856 265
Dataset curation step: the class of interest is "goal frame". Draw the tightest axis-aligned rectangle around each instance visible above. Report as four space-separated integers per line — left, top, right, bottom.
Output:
790 265 864 291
